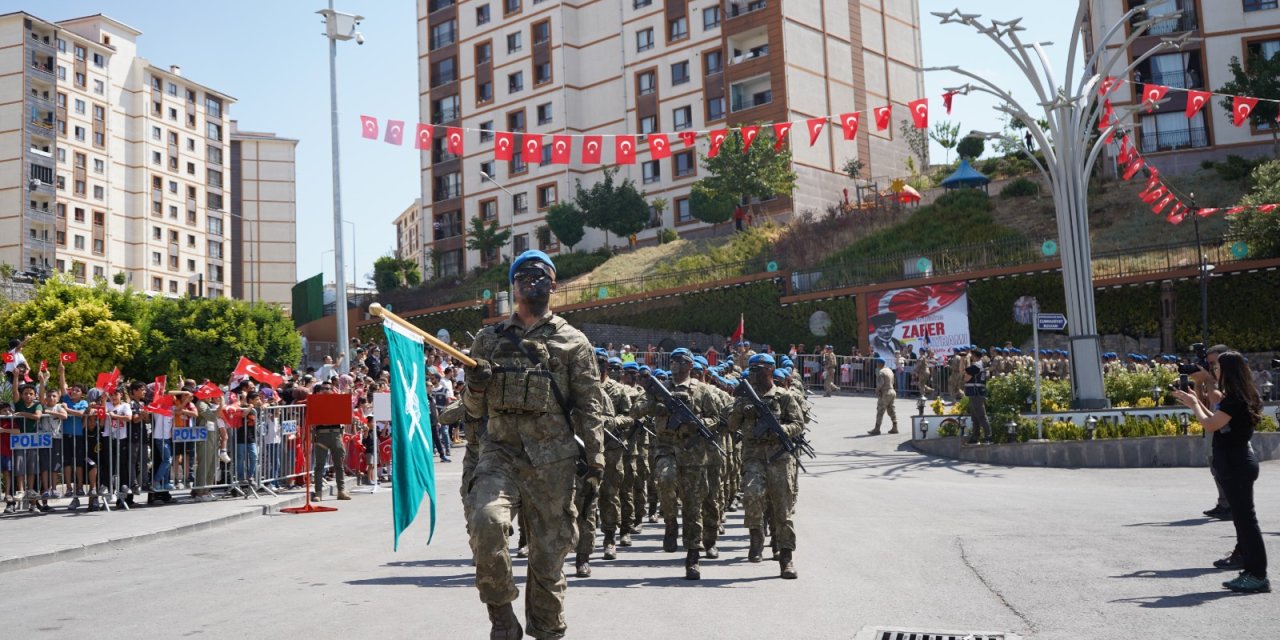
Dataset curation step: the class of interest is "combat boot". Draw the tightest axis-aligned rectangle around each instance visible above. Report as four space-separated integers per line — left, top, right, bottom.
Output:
516 527 528 558
748 529 764 563
888 424 899 435
685 549 701 580
778 549 797 579
663 521 678 553
618 531 633 547
867 428 882 435
602 532 617 560
487 603 523 640
575 553 591 578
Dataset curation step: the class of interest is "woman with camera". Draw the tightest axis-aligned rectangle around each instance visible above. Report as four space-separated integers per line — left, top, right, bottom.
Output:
1173 351 1270 594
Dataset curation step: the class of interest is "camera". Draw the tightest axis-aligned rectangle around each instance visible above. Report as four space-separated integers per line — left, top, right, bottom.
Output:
1168 373 1192 392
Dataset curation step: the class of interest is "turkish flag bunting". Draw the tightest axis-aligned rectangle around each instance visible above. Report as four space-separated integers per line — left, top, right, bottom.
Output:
195 381 223 401
232 356 284 389
907 98 929 129
1166 204 1188 225
1098 77 1119 96
60 352 77 363
145 393 174 417
1151 194 1176 215
708 129 728 158
446 127 464 154
740 126 761 153
1141 84 1169 109
1145 166 1162 189
678 131 697 148
384 120 404 146
1197 208 1219 217
551 135 572 164
414 123 434 150
1117 137 1135 165
1259 204 1279 213
1226 206 1247 215
648 133 671 160
942 91 957 114
773 122 792 152
874 106 892 131
1232 96 1259 127
1121 158 1145 181
806 118 826 145
1099 100 1114 131
359 115 379 140
615 135 637 165
1185 90 1212 120
1140 186 1167 205
522 134 543 164
494 131 515 161
839 113 860 140
581 135 603 164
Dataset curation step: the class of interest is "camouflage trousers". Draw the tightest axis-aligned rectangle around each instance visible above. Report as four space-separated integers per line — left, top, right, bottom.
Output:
703 456 724 546
467 447 577 640
574 474 599 557
598 447 626 535
621 449 645 528
875 392 898 429
741 452 799 550
655 453 711 551
460 442 481 532
824 367 838 395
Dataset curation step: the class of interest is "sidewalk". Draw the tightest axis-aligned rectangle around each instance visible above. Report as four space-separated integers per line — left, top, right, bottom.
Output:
0 487 331 573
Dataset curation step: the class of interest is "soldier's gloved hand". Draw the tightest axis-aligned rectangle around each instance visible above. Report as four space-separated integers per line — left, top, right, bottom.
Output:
741 403 758 419
677 420 699 438
466 358 494 391
584 465 604 492
652 403 671 418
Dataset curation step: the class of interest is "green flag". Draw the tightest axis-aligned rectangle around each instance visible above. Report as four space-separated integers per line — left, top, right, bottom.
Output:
382 319 437 549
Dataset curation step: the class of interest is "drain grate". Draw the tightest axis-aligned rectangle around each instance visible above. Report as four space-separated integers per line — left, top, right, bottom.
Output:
855 627 1022 640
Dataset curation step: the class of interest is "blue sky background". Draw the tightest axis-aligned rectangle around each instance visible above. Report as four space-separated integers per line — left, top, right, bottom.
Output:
28 0 1080 285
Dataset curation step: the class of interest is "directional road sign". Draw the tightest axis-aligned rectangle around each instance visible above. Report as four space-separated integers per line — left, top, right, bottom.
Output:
1036 313 1067 331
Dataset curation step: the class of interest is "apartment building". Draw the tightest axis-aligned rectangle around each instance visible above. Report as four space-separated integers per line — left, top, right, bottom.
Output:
230 123 298 309
393 197 427 277
1086 0 1280 173
0 11 296 305
415 0 925 278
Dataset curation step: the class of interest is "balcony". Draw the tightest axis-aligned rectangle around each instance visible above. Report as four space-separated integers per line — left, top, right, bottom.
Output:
728 27 769 65
727 0 767 18
28 59 54 80
730 75 772 113
24 233 54 253
26 92 54 111
433 185 462 202
26 206 55 225
432 108 460 124
1135 6 1197 36
27 33 57 55
1140 127 1208 154
1140 67 1200 89
27 118 56 140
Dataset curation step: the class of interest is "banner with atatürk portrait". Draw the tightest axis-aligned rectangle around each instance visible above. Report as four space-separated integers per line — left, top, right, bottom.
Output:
865 282 970 369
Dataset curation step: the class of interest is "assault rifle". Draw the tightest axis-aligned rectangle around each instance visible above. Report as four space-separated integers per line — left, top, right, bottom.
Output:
626 414 656 443
644 377 726 456
735 381 816 471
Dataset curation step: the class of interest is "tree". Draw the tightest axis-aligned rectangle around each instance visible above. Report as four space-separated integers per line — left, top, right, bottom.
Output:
128 296 301 381
544 202 586 249
573 167 650 246
899 119 929 169
1217 53 1280 156
1229 160 1280 258
0 276 141 383
689 180 735 227
842 157 865 180
699 126 797 218
957 135 986 161
112 271 126 286
465 215 512 262
371 255 406 294
930 120 961 164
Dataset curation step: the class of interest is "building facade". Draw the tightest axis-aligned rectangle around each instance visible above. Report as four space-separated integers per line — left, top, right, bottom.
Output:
415 0 925 278
393 197 427 277
1086 0 1280 174
0 11 296 304
230 123 298 309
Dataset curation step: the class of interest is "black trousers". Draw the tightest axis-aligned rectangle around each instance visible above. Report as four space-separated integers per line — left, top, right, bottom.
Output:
1215 444 1267 578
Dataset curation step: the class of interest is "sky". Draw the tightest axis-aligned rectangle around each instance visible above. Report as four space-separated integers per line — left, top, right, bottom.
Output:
26 0 1082 286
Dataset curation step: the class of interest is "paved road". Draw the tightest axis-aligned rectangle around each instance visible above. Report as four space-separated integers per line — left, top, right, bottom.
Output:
1 394 1275 639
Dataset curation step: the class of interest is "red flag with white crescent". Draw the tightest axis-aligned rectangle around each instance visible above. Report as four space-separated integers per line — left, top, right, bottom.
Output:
1140 186 1167 205
907 98 929 129
1258 204 1279 213
195 381 223 401
359 115 379 140
494 131 515 161
730 313 744 343
1141 84 1169 110
839 113 860 140
232 356 284 389
384 120 405 146
1098 77 1119 96
1151 194 1176 215
414 123 434 150
1196 208 1219 218
867 283 967 327
446 127 464 154
708 129 728 158
1121 157 1145 181
648 133 671 160
1166 203 1188 225
942 91 957 114
773 122 792 152
582 135 603 164
874 106 892 131
145 393 175 417
551 135 572 164
1226 206 1247 215
1185 90 1211 120
615 135 636 164
678 131 697 148
740 126 760 153
806 117 826 145
1232 96 1259 127
521 133 543 164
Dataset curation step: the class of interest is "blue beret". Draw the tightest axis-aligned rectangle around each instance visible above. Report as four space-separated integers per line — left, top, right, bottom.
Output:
773 369 786 380
694 355 709 367
639 365 651 373
607 357 622 366
670 348 693 360
748 353 776 367
655 369 669 378
780 356 793 367
692 361 705 371
509 250 556 283
594 347 609 359
622 362 639 371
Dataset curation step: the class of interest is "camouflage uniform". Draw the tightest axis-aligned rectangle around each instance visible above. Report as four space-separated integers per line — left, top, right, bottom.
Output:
463 312 606 640
822 351 838 396
596 377 633 542
872 363 898 433
649 377 721 553
622 382 651 530
948 352 966 400
729 384 805 560
914 353 934 398
700 379 733 550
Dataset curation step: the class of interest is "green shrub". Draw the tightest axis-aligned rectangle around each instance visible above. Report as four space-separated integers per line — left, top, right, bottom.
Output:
658 228 679 244
1215 154 1266 182
1000 177 1040 198
551 249 611 281
1200 160 1217 171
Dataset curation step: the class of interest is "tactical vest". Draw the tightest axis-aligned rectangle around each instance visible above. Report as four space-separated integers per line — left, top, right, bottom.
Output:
487 320 571 416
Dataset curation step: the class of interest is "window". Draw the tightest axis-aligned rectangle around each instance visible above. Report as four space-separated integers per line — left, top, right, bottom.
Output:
533 20 551 44
93 239 104 255
169 107 178 121
186 89 196 103
430 20 457 50
167 82 178 96
705 49 723 75
151 277 162 291
152 126 162 141
187 234 197 248
730 75 772 112
431 57 457 87
504 0 521 16
480 160 495 179
669 17 688 41
535 62 552 85
207 216 224 236
537 102 554 124
637 70 656 96
511 156 528 175
207 169 223 189
1244 0 1278 11
476 41 492 65
707 96 725 121
75 208 86 223
642 160 661 184
207 122 222 141
74 235 85 250
187 161 196 175
207 146 222 165
75 98 86 114
434 210 463 240
538 184 557 208
674 150 695 177
75 72 85 87
476 4 491 24
93 185 104 200
477 81 493 103
434 172 462 201
169 280 178 294
152 252 161 265
507 32 523 54
207 192 223 211
637 28 654 52
58 66 66 80
429 0 455 11
74 179 86 195
187 138 196 151
1140 111 1208 153
634 0 653 7
640 115 658 134
481 199 498 221
92 52 105 68
673 106 692 131
513 233 529 255
433 94 461 123
187 259 196 272
75 45 85 60
479 121 495 142
671 61 690 85
93 79 104 95
675 197 693 223
93 159 105 174
169 205 178 219
208 240 223 259
153 227 162 240
513 192 528 214
508 71 524 94
703 6 721 30
205 96 222 119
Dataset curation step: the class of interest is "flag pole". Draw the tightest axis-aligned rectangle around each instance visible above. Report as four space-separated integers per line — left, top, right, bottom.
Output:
369 303 476 367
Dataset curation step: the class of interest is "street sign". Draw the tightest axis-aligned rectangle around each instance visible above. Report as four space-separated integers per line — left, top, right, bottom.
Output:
1036 313 1067 331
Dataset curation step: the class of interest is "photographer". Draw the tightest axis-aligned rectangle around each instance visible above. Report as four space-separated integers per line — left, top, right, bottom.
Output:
1173 351 1269 594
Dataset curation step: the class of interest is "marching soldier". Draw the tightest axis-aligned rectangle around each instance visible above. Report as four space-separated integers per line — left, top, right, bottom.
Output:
618 361 648 546
572 350 633 578
948 347 967 401
914 348 934 399
822 345 838 397
868 356 898 435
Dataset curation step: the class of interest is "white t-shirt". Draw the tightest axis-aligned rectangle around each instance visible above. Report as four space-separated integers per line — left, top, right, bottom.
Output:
107 401 132 439
5 349 26 374
152 413 174 440
315 364 338 382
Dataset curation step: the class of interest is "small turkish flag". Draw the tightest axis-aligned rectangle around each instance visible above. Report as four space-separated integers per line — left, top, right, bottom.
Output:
446 127 464 154
740 126 760 153
1258 204 1279 213
1151 194 1176 215
551 135 572 164
39 360 47 372
1121 158 1145 181
522 133 543 164
154 375 167 395
615 135 636 164
582 135 603 164
195 381 223 401
1185 90 1211 120
1 353 12 364
1225 206 1247 215
874 106 892 131
678 131 697 148
283 366 292 377
1099 99 1114 131
61 352 77 363
494 131 515 161
1197 208 1219 218
708 129 728 158
146 393 175 417
806 118 826 145
1232 96 1259 127
1140 185 1167 205
232 356 284 389
907 98 929 129
942 91 957 114
839 113 860 140
773 122 792 152
96 367 121 395
1145 166 1161 189
648 133 671 160
1141 84 1169 109
384 119 405 146
359 115 378 140
414 123 434 150
1117 136 1133 164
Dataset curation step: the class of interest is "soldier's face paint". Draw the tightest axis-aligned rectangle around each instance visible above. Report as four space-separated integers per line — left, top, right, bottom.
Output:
514 268 555 314
669 357 692 378
750 365 773 389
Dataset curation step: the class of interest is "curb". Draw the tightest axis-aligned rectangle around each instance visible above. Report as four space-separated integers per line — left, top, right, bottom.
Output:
0 494 307 575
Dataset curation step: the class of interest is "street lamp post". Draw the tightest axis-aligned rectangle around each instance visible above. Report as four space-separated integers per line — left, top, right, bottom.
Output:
317 3 364 375
928 1 1196 409
480 170 516 262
